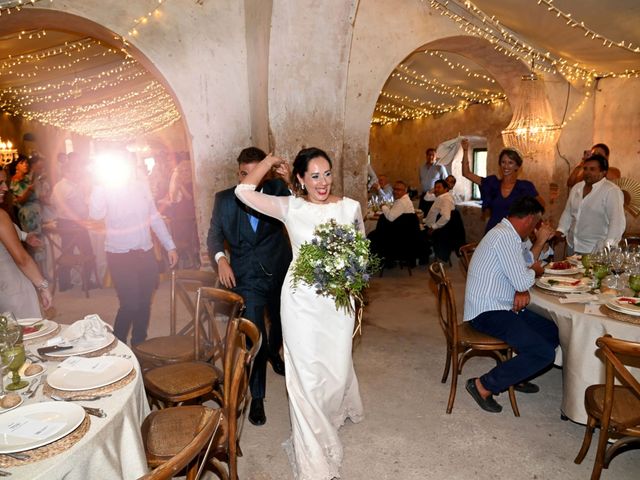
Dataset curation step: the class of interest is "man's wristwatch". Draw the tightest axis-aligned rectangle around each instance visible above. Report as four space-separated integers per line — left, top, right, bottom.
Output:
36 279 49 291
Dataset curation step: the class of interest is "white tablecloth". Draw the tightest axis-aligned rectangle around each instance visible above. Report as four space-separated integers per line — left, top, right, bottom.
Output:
528 289 640 424
11 332 150 479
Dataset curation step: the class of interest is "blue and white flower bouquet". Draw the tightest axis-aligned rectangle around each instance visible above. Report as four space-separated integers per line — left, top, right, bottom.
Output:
291 219 380 314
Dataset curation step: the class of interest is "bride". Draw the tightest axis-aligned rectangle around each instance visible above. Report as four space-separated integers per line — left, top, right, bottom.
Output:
235 147 364 480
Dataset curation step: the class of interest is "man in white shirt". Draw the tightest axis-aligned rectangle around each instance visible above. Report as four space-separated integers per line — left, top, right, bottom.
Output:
424 180 459 262
419 148 447 215
555 154 625 254
381 181 414 221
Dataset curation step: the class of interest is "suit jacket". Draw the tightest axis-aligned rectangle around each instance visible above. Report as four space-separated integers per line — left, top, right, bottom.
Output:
207 179 292 303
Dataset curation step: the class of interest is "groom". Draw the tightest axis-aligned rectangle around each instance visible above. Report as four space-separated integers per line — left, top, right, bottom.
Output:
207 147 292 426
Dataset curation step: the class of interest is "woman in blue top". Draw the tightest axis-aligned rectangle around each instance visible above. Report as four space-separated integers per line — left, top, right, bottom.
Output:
461 139 544 233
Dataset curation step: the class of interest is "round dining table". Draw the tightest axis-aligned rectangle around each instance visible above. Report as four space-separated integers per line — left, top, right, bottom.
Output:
4 327 150 480
528 288 640 424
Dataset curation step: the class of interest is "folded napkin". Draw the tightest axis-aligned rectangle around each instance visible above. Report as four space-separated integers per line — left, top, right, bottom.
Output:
48 314 113 349
558 294 598 304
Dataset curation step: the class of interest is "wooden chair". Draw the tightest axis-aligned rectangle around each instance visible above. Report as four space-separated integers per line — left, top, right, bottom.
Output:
428 261 520 416
139 407 223 480
142 317 261 480
133 270 222 371
142 287 244 408
458 242 478 277
620 233 640 249
42 223 99 298
574 335 640 480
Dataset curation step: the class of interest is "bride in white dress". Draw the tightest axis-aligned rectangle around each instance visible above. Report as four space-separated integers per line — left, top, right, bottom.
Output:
235 147 364 480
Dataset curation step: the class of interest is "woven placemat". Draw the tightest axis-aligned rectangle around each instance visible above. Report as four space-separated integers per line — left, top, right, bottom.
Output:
24 323 61 346
43 368 137 399
41 337 117 361
599 305 640 325
0 414 90 467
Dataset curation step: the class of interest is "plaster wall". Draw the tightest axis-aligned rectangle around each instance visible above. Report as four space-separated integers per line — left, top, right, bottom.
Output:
267 0 360 194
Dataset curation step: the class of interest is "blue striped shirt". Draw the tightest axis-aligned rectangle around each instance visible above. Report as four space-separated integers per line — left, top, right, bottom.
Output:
463 218 536 321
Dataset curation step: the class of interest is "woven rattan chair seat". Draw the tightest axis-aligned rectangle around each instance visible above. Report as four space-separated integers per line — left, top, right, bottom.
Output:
134 335 212 365
585 385 640 428
144 361 220 397
143 405 211 464
458 322 508 347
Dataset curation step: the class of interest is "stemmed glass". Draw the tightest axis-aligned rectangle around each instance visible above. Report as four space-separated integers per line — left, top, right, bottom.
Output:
581 253 593 276
609 247 626 292
629 269 640 297
0 313 27 391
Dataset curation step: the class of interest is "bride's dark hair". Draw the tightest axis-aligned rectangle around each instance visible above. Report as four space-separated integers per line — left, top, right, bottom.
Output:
291 147 333 193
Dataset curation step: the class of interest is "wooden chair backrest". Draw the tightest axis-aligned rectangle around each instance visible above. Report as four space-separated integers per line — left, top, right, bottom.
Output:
458 242 478 275
170 270 219 336
193 287 244 364
428 261 458 348
138 407 222 480
596 335 640 430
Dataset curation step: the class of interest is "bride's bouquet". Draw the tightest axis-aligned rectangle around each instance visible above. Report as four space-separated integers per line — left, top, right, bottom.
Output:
291 219 380 314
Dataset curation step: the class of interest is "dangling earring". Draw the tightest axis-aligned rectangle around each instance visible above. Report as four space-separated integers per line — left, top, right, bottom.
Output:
301 184 306 191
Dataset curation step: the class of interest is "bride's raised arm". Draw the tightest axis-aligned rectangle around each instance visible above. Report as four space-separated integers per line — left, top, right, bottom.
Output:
234 153 290 222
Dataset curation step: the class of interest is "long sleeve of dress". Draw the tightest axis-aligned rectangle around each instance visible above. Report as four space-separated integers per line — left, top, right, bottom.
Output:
234 183 289 221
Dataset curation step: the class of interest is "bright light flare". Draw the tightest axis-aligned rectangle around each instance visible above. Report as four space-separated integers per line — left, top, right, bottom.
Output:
92 151 133 188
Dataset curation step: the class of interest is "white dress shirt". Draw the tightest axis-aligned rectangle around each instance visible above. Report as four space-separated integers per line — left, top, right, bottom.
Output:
557 178 625 253
381 194 414 222
89 177 176 254
424 191 455 230
464 218 535 321
51 177 89 221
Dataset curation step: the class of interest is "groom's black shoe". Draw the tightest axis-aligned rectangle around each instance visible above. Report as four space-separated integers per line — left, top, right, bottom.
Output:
271 356 285 376
249 398 266 426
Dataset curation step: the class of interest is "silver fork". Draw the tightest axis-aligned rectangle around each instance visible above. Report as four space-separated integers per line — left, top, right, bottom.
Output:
3 452 29 460
25 376 45 399
50 396 107 418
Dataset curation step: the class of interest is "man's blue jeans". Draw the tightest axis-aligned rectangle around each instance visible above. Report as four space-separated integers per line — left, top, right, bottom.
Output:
470 308 559 394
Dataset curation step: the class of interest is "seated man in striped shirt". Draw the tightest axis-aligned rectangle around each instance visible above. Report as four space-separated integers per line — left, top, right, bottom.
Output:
463 196 559 413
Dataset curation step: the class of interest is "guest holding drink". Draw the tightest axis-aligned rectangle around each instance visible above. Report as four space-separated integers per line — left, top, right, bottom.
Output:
460 139 544 233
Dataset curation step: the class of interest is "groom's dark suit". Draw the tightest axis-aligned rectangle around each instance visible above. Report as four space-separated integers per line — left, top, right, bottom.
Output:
207 179 292 400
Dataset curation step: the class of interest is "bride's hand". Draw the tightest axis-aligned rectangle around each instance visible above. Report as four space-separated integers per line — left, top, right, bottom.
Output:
267 154 290 178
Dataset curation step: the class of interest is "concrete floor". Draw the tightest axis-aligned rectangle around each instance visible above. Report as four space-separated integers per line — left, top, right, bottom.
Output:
52 259 640 480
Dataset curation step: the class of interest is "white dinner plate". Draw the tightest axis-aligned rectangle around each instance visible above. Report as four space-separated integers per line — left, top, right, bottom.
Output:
17 318 43 327
566 255 582 266
21 320 58 341
606 297 640 316
0 401 84 453
0 395 23 415
47 357 133 391
544 266 583 275
45 333 115 358
536 276 591 293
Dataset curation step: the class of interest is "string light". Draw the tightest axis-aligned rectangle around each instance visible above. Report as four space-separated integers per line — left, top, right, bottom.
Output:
426 50 497 84
536 0 640 54
426 0 640 80
394 63 506 103
0 0 45 16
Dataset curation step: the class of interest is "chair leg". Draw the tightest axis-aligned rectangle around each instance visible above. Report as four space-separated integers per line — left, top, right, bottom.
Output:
446 353 459 414
574 415 597 464
441 346 451 384
506 385 520 417
603 436 640 468
591 425 610 480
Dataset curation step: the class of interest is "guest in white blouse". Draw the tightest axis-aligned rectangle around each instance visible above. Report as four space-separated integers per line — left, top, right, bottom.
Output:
381 181 414 221
555 154 625 254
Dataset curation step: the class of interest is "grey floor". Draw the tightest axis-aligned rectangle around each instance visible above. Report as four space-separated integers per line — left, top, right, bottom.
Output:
53 259 640 480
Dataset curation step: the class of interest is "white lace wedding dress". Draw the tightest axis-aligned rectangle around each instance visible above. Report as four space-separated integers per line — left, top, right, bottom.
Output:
235 185 364 480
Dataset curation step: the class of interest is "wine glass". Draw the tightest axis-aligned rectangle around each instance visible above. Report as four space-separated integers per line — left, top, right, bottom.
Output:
581 253 593 276
609 248 626 291
592 262 610 290
629 273 640 298
1 343 27 391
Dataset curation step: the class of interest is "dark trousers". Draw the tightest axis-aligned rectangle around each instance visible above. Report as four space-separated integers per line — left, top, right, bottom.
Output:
57 218 95 290
418 197 434 217
470 308 559 394
243 294 283 399
107 249 158 345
